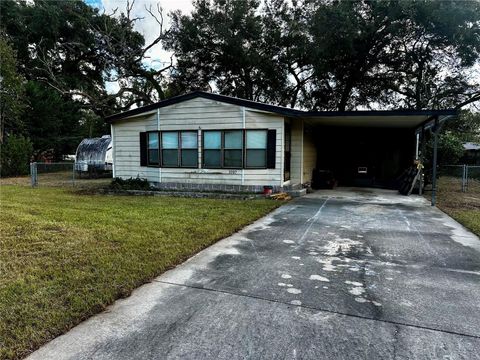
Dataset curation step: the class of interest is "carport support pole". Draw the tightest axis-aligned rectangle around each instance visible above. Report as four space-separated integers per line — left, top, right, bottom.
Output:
431 116 439 206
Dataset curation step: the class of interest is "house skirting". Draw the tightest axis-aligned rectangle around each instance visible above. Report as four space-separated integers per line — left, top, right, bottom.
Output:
149 181 301 194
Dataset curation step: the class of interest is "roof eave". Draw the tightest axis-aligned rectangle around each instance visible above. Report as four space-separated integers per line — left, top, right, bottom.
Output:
105 91 458 123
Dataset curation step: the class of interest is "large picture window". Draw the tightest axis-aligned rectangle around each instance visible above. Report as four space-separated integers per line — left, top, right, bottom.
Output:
147 132 159 165
141 129 274 170
245 130 267 168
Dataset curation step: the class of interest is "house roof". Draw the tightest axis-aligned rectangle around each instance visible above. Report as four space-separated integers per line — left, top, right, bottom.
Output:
105 91 457 129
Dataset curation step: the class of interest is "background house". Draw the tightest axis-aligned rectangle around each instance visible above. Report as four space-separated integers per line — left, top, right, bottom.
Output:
461 142 480 165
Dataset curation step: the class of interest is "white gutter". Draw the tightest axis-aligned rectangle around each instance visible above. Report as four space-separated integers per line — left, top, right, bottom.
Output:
110 124 116 178
415 133 420 160
157 108 162 184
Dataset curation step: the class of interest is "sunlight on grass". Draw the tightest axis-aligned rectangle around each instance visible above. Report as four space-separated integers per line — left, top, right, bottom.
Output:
0 186 279 359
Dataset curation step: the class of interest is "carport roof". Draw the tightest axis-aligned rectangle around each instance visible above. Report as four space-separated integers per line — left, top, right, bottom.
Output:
105 91 457 129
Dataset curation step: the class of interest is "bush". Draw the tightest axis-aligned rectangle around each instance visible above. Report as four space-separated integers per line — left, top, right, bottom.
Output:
425 132 465 167
0 134 33 177
109 177 152 191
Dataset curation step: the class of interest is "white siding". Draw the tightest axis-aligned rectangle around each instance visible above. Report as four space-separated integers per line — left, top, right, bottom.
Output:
112 97 284 186
303 128 317 183
290 119 303 185
244 110 283 186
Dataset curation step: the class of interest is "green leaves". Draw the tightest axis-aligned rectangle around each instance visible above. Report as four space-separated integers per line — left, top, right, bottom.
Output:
0 134 33 177
167 0 480 111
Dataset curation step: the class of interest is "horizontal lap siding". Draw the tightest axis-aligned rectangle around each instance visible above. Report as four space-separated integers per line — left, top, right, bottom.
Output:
112 97 284 186
303 130 317 183
245 110 283 185
113 115 158 181
290 120 303 184
159 98 242 131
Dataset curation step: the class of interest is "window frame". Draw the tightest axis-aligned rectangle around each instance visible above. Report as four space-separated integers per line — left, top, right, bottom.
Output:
179 131 199 168
145 131 199 168
201 129 269 170
245 129 268 169
145 129 271 170
202 130 223 169
146 131 160 167
222 129 244 169
160 131 180 168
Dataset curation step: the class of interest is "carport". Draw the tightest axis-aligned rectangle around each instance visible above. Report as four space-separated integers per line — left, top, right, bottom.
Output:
299 109 457 205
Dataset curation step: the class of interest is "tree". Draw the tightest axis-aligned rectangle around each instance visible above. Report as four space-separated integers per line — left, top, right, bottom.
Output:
166 0 480 111
166 0 289 103
444 110 480 143
23 81 83 158
0 35 25 143
0 0 173 158
0 0 170 117
0 134 33 176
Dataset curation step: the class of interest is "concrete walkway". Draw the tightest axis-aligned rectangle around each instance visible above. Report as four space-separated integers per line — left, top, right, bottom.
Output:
28 188 480 359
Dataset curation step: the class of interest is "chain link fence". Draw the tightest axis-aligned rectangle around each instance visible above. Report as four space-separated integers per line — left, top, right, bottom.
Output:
435 165 480 210
29 162 112 189
440 165 480 193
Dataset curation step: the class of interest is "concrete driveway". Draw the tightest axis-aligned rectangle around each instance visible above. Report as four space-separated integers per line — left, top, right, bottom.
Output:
28 188 480 360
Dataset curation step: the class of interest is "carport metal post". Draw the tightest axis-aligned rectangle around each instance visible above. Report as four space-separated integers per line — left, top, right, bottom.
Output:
431 116 439 206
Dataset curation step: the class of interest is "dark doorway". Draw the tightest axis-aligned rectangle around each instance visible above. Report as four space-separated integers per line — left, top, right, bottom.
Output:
314 127 415 189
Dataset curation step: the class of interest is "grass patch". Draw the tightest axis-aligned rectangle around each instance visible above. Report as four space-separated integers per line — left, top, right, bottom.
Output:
0 186 279 359
431 176 480 237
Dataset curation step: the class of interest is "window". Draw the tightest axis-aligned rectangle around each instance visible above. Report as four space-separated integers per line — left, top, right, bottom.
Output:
161 132 178 167
203 131 222 168
203 130 244 169
245 130 267 168
181 132 198 167
224 130 243 168
161 131 199 167
142 129 274 169
148 132 159 165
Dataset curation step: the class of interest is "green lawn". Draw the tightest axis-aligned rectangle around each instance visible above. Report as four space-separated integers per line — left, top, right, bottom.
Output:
0 186 279 359
432 176 480 237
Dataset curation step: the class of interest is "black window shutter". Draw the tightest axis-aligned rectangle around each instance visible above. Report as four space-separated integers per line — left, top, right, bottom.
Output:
140 132 147 166
267 129 276 169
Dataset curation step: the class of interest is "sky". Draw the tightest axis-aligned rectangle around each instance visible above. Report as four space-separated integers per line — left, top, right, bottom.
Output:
84 0 194 93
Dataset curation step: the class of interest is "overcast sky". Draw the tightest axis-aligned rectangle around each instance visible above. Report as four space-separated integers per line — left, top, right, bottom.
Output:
85 0 194 88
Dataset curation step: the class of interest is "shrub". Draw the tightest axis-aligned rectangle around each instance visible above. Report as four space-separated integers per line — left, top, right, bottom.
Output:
0 134 33 177
109 177 152 191
425 131 465 167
